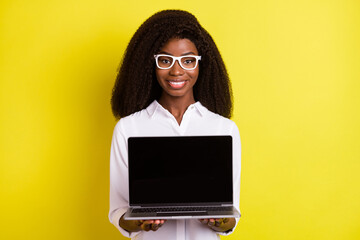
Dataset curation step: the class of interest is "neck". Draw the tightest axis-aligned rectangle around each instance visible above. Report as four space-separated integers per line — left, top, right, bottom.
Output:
158 94 195 125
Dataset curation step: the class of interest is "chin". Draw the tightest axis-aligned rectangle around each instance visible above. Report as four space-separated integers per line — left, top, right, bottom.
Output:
163 89 192 98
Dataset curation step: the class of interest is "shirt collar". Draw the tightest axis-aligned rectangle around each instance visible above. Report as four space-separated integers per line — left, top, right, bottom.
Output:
146 100 161 118
146 100 205 118
192 101 206 116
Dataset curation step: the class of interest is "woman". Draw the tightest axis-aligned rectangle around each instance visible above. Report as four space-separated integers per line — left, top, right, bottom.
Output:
109 9 241 240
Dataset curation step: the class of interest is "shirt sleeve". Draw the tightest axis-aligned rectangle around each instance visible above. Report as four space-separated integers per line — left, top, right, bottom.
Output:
108 120 141 238
217 121 241 236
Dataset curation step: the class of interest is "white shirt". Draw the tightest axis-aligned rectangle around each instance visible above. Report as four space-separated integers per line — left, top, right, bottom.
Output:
109 100 241 240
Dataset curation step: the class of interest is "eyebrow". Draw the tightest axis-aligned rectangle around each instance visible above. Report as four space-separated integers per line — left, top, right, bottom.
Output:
158 51 197 56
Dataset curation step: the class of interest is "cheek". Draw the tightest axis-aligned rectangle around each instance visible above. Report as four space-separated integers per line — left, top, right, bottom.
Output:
155 69 163 82
190 68 199 80
155 67 169 76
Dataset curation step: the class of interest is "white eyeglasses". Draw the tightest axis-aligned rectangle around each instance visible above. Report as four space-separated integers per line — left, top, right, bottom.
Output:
154 54 202 70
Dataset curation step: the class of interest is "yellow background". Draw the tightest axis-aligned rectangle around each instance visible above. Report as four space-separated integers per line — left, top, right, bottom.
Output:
1 0 359 239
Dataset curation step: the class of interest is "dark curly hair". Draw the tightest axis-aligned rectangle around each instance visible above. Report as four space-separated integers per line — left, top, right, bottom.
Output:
111 9 233 118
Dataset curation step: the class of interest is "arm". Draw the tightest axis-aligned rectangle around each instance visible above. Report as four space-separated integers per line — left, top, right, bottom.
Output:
109 121 166 236
199 122 241 234
109 121 139 237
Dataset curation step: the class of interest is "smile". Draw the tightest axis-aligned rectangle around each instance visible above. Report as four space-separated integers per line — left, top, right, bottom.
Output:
167 80 186 89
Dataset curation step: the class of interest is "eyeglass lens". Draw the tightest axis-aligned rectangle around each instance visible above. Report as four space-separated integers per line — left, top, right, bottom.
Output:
157 56 198 69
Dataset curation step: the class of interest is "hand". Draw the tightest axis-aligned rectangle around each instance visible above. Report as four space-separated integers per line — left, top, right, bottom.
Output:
119 215 167 233
135 219 167 232
199 218 235 232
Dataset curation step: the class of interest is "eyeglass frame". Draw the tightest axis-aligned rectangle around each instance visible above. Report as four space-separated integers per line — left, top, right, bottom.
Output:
154 54 202 70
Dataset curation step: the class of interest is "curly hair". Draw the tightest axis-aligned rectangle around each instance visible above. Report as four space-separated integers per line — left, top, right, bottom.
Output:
111 9 233 119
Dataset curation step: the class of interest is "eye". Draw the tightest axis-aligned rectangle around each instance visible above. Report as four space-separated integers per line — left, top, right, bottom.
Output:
157 56 173 66
182 57 196 65
161 59 171 64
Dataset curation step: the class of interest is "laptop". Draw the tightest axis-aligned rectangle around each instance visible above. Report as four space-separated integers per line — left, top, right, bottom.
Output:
123 135 241 220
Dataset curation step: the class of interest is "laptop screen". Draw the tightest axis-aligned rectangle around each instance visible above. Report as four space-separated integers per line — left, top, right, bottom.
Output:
128 136 233 206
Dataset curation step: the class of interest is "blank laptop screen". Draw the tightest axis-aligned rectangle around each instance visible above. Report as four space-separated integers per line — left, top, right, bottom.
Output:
128 136 233 206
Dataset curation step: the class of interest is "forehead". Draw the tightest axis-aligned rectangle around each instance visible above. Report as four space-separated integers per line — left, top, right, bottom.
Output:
159 38 198 55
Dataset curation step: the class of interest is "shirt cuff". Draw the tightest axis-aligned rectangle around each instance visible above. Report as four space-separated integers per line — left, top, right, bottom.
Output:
110 208 141 238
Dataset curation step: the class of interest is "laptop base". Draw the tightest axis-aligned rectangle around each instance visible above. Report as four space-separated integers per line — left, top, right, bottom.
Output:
123 206 240 220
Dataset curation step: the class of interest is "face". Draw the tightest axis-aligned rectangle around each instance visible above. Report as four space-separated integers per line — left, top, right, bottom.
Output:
155 38 199 100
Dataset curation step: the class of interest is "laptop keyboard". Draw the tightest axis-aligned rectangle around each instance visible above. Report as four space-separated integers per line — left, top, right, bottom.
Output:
132 206 233 213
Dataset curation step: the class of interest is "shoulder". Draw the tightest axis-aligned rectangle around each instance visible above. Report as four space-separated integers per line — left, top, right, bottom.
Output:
113 101 157 133
114 109 146 131
196 102 237 128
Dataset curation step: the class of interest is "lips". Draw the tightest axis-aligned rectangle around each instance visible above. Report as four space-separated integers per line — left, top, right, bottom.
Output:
167 80 186 89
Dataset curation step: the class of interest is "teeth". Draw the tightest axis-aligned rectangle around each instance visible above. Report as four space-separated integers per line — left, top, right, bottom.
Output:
169 81 185 85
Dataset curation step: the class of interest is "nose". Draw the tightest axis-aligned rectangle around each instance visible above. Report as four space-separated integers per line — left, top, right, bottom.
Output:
169 59 184 76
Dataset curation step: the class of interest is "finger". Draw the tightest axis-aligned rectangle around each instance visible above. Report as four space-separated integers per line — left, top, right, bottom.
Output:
142 222 153 231
158 220 165 226
135 220 144 226
199 219 208 224
215 219 222 227
152 224 159 231
207 219 215 227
